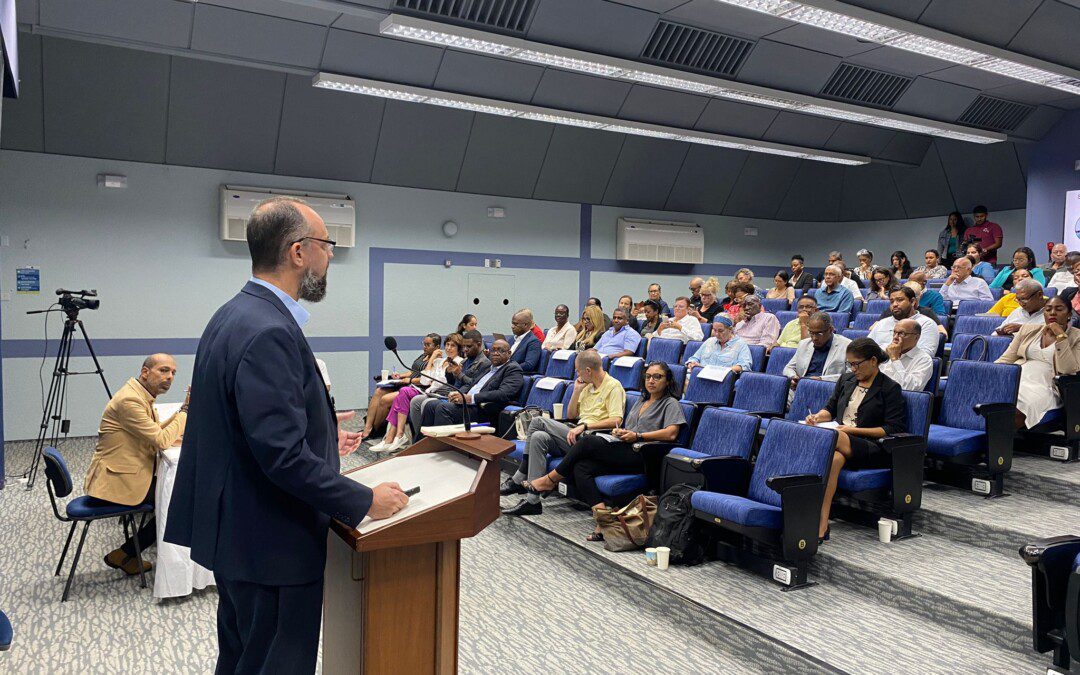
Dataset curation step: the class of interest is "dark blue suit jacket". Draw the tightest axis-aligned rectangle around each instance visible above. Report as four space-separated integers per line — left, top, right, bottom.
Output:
510 331 541 374
164 282 373 586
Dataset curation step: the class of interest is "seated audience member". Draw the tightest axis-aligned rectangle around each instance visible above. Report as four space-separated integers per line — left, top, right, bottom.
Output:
915 249 950 279
789 254 816 290
995 296 1080 429
501 349 625 516
509 309 542 374
657 296 704 343
986 268 1035 316
735 268 756 290
827 251 843 269
371 334 459 453
994 279 1046 336
721 281 755 318
990 247 1046 289
965 243 997 283
941 257 994 302
526 361 685 540
643 283 671 319
688 277 723 323
807 338 906 541
782 312 850 399
686 316 753 373
907 271 946 316
586 297 612 330
775 295 819 348
574 306 606 351
637 300 665 338
890 251 913 280
1042 243 1068 278
853 249 874 282
406 334 466 441
868 287 939 358
967 205 1003 265
868 266 899 301
1047 251 1080 292
362 333 440 440
937 211 967 266
443 329 491 394
821 262 862 297
816 265 856 314
542 304 576 350
457 314 478 335
617 295 639 330
875 279 942 326
594 308 642 358
766 270 796 304
734 295 781 347
688 277 704 309
879 319 934 391
422 339 522 427
85 354 188 575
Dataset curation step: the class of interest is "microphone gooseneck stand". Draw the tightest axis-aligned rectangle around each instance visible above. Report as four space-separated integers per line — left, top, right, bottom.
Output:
382 336 480 440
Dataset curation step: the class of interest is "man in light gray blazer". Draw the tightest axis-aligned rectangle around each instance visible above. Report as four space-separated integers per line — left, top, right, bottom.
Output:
782 312 851 404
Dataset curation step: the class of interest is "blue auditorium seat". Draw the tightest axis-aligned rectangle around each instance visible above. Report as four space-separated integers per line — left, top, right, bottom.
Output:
953 314 1002 337
669 364 687 398
663 408 761 495
758 377 834 434
765 347 796 376
538 350 552 377
1019 535 1080 672
925 358 941 395
865 299 890 315
762 298 789 313
544 350 577 379
681 365 736 406
608 356 645 391
775 311 797 327
851 313 879 330
504 376 566 416
990 288 1004 300
684 340 704 362
748 344 766 372
956 299 995 316
827 311 851 330
1045 287 1058 299
594 400 696 501
0 610 9 651
646 338 684 366
841 329 869 342
721 372 789 416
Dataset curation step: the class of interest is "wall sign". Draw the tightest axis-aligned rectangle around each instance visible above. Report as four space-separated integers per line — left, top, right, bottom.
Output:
16 266 40 294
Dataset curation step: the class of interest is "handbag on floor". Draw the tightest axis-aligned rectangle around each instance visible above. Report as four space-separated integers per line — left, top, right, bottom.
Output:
592 495 657 552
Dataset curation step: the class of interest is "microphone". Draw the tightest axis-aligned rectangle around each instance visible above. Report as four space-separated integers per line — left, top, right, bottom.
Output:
383 335 474 434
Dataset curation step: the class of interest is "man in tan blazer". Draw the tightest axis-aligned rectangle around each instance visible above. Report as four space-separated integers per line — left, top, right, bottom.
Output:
85 353 188 575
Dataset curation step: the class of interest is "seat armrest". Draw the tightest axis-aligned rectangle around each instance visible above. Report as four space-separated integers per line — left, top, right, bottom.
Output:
776 478 825 561
1019 535 1080 566
751 411 784 420
975 402 1016 474
878 434 927 513
766 473 821 493
635 442 678 489
695 455 751 495
1054 374 1080 441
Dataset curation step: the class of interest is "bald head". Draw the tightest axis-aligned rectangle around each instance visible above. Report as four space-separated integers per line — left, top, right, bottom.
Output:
489 339 511 366
951 256 972 280
689 277 704 295
511 310 533 336
908 271 927 286
139 353 177 398
893 318 920 355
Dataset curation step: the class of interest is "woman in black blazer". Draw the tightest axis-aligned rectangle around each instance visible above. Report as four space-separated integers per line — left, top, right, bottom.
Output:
806 338 907 542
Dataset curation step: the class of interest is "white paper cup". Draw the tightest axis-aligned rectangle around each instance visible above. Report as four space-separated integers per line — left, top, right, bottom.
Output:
552 403 564 419
645 548 657 566
878 518 893 543
381 369 390 382
656 546 670 570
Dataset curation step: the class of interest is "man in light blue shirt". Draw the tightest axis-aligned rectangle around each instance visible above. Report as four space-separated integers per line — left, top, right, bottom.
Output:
685 317 753 372
815 265 855 315
594 308 642 358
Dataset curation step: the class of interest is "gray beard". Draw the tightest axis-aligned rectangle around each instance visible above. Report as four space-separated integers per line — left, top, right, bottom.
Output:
299 268 327 302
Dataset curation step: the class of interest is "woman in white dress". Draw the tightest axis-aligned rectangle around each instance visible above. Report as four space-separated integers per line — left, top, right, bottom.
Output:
995 295 1080 428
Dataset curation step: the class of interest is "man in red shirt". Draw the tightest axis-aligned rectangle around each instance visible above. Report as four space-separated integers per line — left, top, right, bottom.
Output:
966 205 1003 265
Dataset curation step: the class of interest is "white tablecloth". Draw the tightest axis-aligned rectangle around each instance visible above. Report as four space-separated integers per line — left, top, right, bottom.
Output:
154 445 215 599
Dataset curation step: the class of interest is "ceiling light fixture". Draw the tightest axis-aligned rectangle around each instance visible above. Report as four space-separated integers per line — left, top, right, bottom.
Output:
313 72 869 165
378 14 1005 144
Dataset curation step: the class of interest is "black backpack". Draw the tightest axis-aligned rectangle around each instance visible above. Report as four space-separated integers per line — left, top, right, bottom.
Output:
646 484 706 566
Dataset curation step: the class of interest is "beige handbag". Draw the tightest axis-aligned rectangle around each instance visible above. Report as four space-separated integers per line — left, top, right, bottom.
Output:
592 495 657 552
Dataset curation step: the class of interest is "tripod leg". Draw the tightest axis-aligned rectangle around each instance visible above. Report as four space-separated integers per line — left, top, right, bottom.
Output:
27 322 76 490
75 321 111 398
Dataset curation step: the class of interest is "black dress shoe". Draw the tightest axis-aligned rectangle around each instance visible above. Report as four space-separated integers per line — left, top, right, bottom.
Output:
500 477 527 496
501 499 542 516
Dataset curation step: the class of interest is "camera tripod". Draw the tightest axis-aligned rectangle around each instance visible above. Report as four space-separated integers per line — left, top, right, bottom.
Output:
23 308 111 490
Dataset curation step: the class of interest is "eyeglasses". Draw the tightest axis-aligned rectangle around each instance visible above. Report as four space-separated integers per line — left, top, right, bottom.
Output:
643 373 666 381
808 330 830 337
292 236 336 252
892 330 916 338
846 358 869 371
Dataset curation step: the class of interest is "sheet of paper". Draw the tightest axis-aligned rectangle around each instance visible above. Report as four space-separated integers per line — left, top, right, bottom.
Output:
552 349 574 361
154 402 183 420
798 420 840 429
698 366 731 383
613 356 643 367
345 452 481 535
534 377 561 390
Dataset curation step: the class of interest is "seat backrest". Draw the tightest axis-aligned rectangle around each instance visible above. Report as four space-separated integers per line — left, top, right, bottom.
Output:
988 335 1012 361
43 447 73 498
748 420 835 508
748 344 766 372
684 340 704 361
608 357 644 391
1045 287 1058 299
731 372 789 414
762 298 789 313
647 338 684 365
925 358 941 395
689 408 760 460
635 338 647 358
538 350 552 377
841 329 869 341
865 299 890 315
950 333 989 363
953 315 1001 336
525 377 567 412
624 390 642 417
669 364 687 397
827 311 850 330
903 390 933 437
675 401 696 446
682 366 735 405
851 313 879 330
544 350 577 379
561 383 576 409
957 299 995 316
776 311 797 327
516 375 535 405
786 378 836 420
765 347 796 376
990 288 1004 300
940 360 1020 431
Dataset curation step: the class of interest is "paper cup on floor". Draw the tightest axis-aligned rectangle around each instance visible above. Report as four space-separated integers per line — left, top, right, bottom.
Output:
645 548 657 566
380 369 390 381
552 403 564 419
878 518 893 543
656 546 670 570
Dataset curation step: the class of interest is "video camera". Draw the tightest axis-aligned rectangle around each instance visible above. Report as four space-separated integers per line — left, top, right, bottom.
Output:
56 288 101 313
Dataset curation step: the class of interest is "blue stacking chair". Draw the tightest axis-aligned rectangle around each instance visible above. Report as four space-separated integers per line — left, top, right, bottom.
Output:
1019 536 1080 672
692 419 837 589
43 447 154 602
544 350 577 379
647 338 684 365
954 314 1002 336
865 299 890 315
835 391 932 539
956 299 996 316
721 372 790 416
663 408 761 494
0 610 9 651
684 340 704 362
763 298 789 313
682 366 736 407
592 400 697 502
765 347 797 377
851 313 879 330
842 329 869 342
747 344 766 372
925 361 1020 498
608 356 645 392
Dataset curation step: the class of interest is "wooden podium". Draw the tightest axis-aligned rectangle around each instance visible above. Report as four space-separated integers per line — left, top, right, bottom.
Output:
323 433 512 674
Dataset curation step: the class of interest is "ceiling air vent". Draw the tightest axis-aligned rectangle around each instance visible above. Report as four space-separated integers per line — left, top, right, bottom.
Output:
820 64 912 108
393 0 537 34
640 20 755 79
957 95 1034 132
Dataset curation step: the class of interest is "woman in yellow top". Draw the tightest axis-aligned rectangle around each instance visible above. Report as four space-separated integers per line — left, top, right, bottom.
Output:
987 269 1036 316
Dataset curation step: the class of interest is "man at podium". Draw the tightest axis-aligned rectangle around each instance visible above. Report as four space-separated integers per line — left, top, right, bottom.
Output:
165 197 409 674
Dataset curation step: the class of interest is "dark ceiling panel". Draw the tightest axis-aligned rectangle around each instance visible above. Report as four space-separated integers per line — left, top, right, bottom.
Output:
191 4 328 68
847 45 947 77
321 30 443 86
15 0 39 24
0 33 43 152
1011 105 1065 141
329 11 384 35
839 163 905 221
530 69 632 118
39 0 193 48
274 73 385 182
370 101 474 191
765 24 879 58
455 115 554 198
890 142 957 218
761 111 840 148
735 40 841 95
609 0 687 11
877 131 932 165
935 139 1027 212
203 0 342 25
984 81 1072 107
1047 96 1080 110
166 57 286 173
775 161 845 221
722 154 801 219
918 0 1042 47
617 85 709 128
532 126 625 204
664 0 793 38
664 145 748 215
432 51 544 103
926 65 1015 92
694 98 777 138
823 123 896 158
43 39 170 163
892 76 979 121
526 0 658 59
838 0 931 21
1007 1 1080 70
602 136 689 209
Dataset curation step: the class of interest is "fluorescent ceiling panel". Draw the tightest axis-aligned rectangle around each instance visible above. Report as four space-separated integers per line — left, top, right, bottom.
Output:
313 72 869 165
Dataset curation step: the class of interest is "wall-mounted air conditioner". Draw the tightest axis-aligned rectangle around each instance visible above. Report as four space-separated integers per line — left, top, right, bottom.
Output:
616 218 703 264
219 185 356 248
